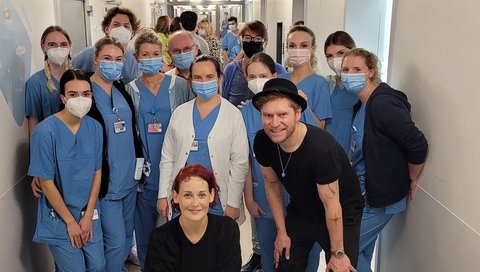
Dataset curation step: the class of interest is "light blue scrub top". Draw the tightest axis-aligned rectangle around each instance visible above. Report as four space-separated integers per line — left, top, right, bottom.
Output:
28 115 103 245
220 31 241 61
73 46 141 84
186 103 221 171
136 77 172 191
93 83 137 199
241 100 318 219
279 73 332 121
351 105 406 214
185 103 223 215
325 83 358 153
25 70 62 121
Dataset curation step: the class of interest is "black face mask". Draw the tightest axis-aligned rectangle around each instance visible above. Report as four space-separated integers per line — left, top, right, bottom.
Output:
242 41 264 58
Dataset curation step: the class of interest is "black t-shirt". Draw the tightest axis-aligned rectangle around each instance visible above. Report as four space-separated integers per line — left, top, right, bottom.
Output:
254 124 362 223
144 214 241 272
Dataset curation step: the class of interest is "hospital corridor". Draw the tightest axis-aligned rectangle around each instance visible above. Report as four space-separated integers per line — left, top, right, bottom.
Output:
0 0 479 271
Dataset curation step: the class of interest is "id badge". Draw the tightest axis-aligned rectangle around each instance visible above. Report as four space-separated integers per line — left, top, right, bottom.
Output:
143 161 151 177
81 209 99 220
148 122 162 133
190 140 198 151
114 120 126 134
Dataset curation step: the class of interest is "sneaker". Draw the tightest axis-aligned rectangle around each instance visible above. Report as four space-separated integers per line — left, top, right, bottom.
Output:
128 245 141 266
241 253 262 272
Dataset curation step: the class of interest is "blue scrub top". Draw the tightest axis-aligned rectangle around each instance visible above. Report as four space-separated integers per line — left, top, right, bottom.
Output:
136 77 172 190
186 103 221 171
280 73 332 121
73 46 141 84
220 32 241 61
28 115 103 245
25 69 62 121
93 82 137 199
325 83 358 153
351 105 406 213
241 100 318 219
223 60 287 106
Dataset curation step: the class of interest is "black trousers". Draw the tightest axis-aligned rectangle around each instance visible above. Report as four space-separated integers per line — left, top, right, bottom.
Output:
277 197 364 272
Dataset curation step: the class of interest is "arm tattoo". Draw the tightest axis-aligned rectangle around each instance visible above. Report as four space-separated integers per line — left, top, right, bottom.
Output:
328 212 342 226
327 183 337 195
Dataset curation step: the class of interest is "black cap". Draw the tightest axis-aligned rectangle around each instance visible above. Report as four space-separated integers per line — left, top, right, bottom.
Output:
252 78 307 112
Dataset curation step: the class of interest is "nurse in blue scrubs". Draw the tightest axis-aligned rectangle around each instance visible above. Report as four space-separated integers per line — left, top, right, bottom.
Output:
28 69 104 272
125 29 193 269
26 26 73 198
342 49 428 272
241 52 321 272
73 7 141 84
89 36 143 272
157 55 248 223
280 25 332 129
323 31 358 153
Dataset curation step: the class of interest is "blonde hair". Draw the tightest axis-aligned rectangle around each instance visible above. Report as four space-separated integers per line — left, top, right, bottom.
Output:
344 48 382 84
134 28 163 55
287 25 318 71
197 20 213 37
41 26 73 92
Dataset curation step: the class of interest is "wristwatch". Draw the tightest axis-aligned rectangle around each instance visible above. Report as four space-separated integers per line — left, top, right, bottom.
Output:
331 249 345 258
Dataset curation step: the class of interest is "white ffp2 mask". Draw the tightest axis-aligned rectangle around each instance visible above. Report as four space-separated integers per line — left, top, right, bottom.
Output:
65 97 92 118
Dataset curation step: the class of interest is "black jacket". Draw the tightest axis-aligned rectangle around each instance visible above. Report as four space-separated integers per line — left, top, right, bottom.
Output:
87 80 144 198
355 83 428 207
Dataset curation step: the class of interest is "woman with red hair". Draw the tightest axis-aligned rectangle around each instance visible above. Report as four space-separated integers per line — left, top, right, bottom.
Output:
144 164 241 272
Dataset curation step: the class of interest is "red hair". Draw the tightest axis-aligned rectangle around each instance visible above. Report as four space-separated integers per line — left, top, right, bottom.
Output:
171 164 220 212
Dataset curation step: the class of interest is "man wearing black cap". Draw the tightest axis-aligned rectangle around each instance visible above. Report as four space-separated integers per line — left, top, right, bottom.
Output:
253 78 364 272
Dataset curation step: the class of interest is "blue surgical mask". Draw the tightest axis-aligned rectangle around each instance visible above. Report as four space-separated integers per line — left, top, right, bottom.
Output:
341 73 367 94
172 50 195 70
192 80 218 100
99 60 124 81
138 57 163 75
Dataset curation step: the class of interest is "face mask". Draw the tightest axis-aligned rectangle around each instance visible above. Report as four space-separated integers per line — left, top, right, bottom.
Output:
47 47 70 66
228 25 237 31
109 26 132 46
99 60 124 81
172 50 195 70
327 57 343 75
138 57 163 75
341 73 367 94
198 29 206 37
65 96 92 118
192 80 218 100
288 49 311 67
248 78 270 94
242 41 264 58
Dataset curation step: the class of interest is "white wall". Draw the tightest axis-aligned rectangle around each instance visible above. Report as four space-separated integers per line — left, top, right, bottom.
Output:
260 0 292 63
304 0 346 75
85 0 107 44
378 0 480 270
0 0 56 270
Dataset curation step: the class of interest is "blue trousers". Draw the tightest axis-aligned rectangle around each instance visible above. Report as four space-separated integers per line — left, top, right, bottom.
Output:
49 239 105 272
101 189 136 272
254 217 321 272
357 206 394 272
134 187 168 268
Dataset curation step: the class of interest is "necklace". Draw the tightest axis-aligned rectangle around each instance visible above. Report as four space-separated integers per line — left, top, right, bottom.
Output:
277 144 293 177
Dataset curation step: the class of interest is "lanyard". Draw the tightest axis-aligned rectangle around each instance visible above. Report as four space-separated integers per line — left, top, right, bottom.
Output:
110 89 122 121
140 82 162 162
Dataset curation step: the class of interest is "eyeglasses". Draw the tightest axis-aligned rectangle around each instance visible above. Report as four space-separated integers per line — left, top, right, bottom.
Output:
242 36 265 43
171 45 195 55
